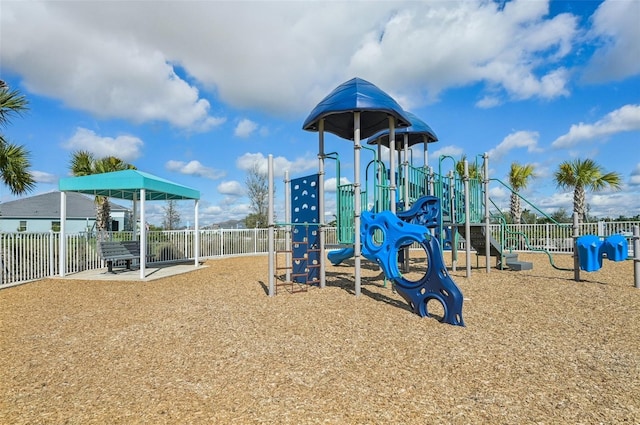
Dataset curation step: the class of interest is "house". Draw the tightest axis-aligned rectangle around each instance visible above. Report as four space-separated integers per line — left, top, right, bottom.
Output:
0 191 131 233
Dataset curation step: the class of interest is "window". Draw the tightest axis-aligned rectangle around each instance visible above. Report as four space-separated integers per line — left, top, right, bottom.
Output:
51 221 61 232
18 221 27 232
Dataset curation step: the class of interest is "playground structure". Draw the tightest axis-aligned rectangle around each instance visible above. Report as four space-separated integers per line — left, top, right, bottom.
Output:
267 78 640 324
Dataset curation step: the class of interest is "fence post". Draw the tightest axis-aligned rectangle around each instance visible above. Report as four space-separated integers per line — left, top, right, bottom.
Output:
49 231 55 277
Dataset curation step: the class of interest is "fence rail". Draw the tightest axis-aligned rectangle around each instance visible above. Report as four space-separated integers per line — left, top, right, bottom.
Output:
1 222 637 288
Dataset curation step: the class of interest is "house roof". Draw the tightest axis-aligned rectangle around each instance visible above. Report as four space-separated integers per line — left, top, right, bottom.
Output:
0 191 128 219
58 169 200 201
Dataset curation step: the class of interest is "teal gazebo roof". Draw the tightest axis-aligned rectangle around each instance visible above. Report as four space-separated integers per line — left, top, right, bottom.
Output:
59 170 200 201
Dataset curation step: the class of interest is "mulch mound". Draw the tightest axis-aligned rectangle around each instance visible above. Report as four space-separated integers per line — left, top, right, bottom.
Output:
1 252 638 424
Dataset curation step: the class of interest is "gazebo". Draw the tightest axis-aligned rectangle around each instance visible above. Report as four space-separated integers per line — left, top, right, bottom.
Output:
58 170 201 279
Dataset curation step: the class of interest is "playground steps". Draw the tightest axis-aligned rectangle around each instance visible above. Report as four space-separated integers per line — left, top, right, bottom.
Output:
457 225 533 271
501 253 533 271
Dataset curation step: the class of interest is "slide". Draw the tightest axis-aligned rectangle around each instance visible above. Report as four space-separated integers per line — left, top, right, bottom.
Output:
327 247 354 266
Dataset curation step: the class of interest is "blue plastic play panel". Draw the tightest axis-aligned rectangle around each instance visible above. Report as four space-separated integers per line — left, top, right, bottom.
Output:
360 210 465 326
291 175 320 284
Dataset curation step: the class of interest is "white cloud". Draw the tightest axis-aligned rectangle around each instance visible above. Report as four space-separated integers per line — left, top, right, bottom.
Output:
324 177 351 193
234 119 259 138
1 2 226 131
1 0 582 121
217 180 244 196
31 170 57 184
236 152 316 178
431 145 464 159
488 130 542 161
583 0 640 83
165 160 225 179
630 163 640 186
347 1 576 106
200 202 251 224
551 104 640 148
62 127 143 162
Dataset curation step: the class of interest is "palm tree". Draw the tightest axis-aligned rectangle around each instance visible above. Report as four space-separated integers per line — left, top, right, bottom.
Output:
554 158 621 223
0 81 35 195
455 155 481 179
69 150 136 232
508 162 535 224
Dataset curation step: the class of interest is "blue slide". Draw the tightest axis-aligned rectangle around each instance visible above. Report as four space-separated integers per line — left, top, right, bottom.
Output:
328 247 354 265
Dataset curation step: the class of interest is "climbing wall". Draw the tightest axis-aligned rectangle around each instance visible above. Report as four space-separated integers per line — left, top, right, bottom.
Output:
291 175 320 284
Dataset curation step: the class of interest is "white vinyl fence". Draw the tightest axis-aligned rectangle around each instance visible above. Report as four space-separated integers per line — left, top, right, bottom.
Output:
1 222 637 288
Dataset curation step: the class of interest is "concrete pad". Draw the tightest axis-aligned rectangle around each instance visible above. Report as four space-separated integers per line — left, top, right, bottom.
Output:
55 261 207 282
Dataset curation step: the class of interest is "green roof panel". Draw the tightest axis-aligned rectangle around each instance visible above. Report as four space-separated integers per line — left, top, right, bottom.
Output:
59 170 200 201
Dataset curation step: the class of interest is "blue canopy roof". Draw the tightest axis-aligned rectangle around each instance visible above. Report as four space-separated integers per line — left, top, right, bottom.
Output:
366 111 438 149
59 170 200 201
302 77 412 140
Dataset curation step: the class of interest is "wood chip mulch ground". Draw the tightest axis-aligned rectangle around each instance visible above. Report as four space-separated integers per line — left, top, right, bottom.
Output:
1 252 639 424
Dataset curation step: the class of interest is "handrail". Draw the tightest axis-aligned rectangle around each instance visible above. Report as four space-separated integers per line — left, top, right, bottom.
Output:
487 199 573 271
489 178 569 226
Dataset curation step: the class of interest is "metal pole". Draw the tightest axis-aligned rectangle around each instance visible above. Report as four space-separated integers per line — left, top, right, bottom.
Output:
388 116 396 215
633 225 639 289
403 134 410 272
354 112 362 297
377 140 383 211
423 135 429 170
464 160 471 278
268 154 275 296
318 119 326 289
403 134 409 210
573 212 580 282
449 170 457 272
483 153 490 274
284 170 291 284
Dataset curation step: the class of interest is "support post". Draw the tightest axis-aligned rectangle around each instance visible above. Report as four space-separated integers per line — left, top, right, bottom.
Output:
268 154 275 297
573 212 580 282
318 119 326 289
449 170 457 272
464 160 471 278
403 134 410 272
354 112 362 297
140 189 146 279
633 225 639 289
483 153 490 274
388 116 396 214
194 199 199 266
284 170 291 283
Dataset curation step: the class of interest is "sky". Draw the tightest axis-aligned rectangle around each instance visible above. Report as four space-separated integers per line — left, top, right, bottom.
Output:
1 0 639 227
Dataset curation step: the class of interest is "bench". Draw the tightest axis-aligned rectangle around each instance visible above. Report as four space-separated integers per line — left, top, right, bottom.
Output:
97 241 142 273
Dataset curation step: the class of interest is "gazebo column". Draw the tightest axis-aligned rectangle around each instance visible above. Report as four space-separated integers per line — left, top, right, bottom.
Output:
59 191 67 277
194 199 199 266
140 189 146 279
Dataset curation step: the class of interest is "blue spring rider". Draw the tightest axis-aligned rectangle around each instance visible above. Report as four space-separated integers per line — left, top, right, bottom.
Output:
576 234 628 272
360 196 465 326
